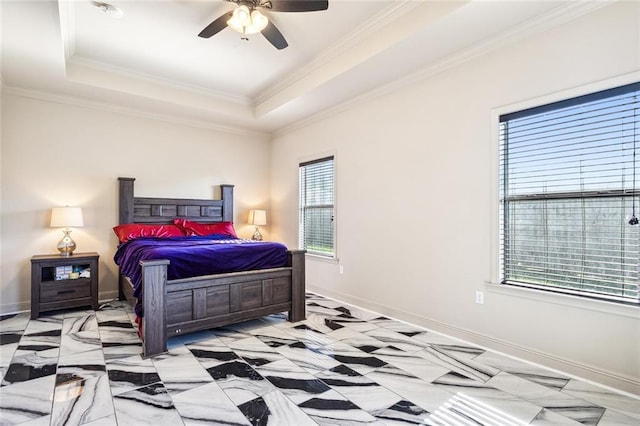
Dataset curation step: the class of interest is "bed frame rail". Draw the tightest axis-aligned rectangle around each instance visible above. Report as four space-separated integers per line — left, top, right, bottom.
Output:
117 177 306 357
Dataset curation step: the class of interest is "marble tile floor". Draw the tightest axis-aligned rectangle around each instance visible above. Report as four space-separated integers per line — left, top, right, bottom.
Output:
0 293 638 426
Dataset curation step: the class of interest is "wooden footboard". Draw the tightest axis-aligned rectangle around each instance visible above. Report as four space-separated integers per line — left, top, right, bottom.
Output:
117 177 306 357
129 250 306 357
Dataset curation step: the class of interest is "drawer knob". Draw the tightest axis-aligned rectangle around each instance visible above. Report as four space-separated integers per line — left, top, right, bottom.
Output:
57 290 75 295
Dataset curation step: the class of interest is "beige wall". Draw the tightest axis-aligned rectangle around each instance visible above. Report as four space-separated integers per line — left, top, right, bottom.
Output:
270 2 640 395
0 93 271 313
1 0 638 397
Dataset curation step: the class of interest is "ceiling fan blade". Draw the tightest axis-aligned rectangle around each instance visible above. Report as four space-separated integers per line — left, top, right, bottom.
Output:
268 0 328 13
262 21 288 50
198 11 233 38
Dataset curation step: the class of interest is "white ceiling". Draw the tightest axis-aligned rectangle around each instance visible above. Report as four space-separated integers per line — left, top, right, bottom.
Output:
1 0 610 134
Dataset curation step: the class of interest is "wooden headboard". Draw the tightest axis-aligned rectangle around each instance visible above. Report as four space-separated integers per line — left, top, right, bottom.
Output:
118 177 234 225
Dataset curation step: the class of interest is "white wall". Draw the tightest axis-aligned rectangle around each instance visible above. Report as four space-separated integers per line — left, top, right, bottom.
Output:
0 93 271 313
270 2 640 395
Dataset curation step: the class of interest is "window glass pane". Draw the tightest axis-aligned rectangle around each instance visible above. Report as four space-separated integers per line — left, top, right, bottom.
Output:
500 83 639 303
501 94 637 195
299 157 334 257
502 197 639 300
302 206 334 255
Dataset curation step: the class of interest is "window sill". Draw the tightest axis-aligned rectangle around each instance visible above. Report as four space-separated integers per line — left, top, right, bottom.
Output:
305 253 339 264
485 282 639 319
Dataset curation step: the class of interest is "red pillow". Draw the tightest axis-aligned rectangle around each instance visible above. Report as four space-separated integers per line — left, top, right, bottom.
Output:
173 219 237 238
113 224 185 243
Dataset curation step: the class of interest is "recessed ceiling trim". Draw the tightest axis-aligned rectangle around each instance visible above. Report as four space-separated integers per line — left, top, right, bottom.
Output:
34 0 619 136
59 0 252 112
67 56 250 105
254 0 470 118
272 0 617 136
3 85 269 138
65 58 254 124
254 0 425 105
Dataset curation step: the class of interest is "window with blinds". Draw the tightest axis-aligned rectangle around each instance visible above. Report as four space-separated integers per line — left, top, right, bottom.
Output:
499 82 639 304
299 156 335 257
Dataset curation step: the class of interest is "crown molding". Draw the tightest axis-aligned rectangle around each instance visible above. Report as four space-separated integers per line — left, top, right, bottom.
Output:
273 0 616 136
2 85 268 138
254 0 424 105
255 0 470 118
12 0 617 138
57 0 424 113
58 0 249 108
67 56 250 106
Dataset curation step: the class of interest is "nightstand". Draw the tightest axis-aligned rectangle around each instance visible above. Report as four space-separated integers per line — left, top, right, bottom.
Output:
30 252 99 319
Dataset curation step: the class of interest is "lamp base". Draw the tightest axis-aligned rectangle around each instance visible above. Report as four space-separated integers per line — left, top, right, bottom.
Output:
252 227 263 241
57 229 77 256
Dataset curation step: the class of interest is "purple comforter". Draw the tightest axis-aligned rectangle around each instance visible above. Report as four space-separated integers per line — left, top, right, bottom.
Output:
114 236 288 316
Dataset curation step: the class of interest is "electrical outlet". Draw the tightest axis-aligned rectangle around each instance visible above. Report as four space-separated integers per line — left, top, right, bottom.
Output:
339 265 344 274
475 291 484 305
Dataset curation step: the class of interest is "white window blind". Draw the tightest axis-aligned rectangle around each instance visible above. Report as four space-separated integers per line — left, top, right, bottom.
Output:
499 82 639 304
299 156 335 257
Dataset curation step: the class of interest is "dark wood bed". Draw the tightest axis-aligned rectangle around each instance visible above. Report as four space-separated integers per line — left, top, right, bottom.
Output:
117 177 306 357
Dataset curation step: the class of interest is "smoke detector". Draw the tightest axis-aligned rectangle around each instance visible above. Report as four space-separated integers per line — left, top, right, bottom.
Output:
92 2 123 19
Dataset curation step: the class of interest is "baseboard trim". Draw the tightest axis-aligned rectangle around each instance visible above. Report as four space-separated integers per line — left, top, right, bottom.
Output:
308 285 640 397
0 301 31 316
97 290 120 303
0 290 121 317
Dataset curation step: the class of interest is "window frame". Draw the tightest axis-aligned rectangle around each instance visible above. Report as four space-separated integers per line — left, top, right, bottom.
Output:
298 155 336 259
494 80 639 306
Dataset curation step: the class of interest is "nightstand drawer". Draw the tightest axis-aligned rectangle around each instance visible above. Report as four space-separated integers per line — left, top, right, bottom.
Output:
40 280 91 302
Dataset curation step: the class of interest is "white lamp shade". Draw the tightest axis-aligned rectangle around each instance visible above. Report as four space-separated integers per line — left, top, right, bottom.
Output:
249 209 267 226
50 207 84 228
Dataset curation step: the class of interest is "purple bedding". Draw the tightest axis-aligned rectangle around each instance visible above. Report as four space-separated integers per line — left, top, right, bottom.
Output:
114 236 288 317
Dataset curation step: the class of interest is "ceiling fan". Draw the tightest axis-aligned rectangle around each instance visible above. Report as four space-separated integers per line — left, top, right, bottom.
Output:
198 0 329 50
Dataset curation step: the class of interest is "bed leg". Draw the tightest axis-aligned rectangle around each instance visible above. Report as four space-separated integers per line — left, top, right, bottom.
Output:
288 250 306 322
140 259 169 357
118 274 126 301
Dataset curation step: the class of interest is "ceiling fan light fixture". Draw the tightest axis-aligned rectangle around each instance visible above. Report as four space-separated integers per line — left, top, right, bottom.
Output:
248 10 269 33
227 5 251 32
200 0 328 48
234 5 251 25
227 5 268 35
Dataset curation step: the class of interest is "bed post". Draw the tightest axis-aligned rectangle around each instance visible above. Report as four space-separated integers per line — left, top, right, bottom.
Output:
118 177 135 224
220 184 234 222
118 177 135 300
288 250 306 322
140 259 169 357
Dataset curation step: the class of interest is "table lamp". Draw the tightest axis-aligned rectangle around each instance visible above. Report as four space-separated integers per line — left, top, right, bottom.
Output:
249 209 266 241
50 207 84 256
